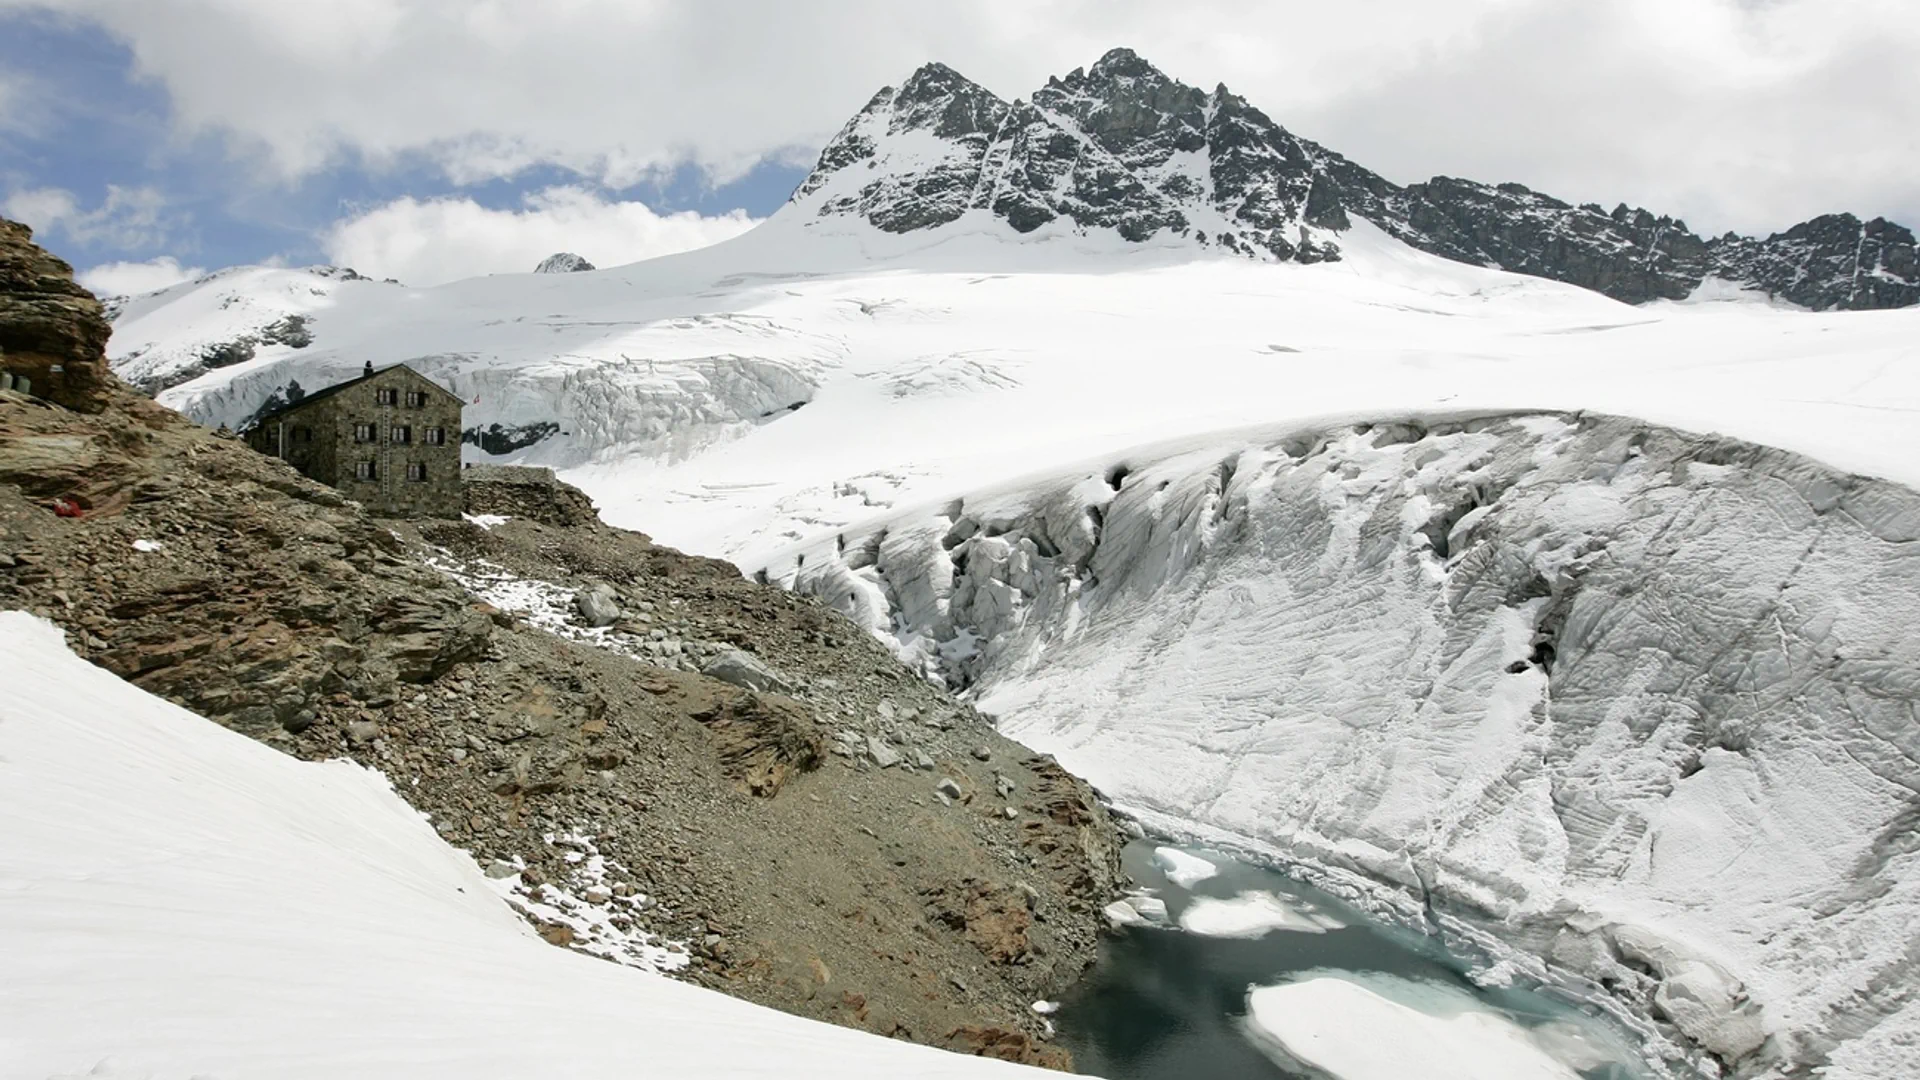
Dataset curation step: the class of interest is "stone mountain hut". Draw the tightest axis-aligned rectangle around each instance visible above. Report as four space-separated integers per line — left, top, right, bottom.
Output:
245 361 463 518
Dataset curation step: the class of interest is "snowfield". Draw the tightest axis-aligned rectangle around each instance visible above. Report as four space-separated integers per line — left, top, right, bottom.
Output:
115 210 1920 573
103 189 1920 1078
0 612 1043 1079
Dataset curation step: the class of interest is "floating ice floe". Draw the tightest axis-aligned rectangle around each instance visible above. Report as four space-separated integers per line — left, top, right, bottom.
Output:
1151 846 1219 888
1179 890 1346 937
1244 975 1588 1080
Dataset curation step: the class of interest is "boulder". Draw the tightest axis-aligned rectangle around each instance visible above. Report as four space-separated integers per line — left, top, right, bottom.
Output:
864 736 901 769
689 692 823 798
701 649 791 693
573 582 621 627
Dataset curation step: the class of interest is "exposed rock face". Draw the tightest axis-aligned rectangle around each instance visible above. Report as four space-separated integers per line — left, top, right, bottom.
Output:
1356 181 1920 309
777 411 1920 1077
534 252 596 274
690 691 824 797
462 464 602 527
794 49 1919 308
0 218 113 412
797 50 1344 263
463 420 561 455
1707 213 1919 311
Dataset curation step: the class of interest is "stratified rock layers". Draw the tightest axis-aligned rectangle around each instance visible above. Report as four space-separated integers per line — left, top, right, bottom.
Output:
0 217 113 412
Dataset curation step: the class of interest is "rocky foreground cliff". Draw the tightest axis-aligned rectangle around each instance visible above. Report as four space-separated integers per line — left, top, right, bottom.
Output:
0 218 1124 1068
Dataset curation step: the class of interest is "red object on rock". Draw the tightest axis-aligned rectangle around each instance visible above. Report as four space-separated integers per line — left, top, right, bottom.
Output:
51 497 83 518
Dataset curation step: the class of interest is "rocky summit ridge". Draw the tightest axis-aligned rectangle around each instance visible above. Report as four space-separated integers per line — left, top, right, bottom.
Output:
793 47 1919 310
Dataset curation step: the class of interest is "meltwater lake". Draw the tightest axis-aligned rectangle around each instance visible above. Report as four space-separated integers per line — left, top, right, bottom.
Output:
1057 841 1656 1080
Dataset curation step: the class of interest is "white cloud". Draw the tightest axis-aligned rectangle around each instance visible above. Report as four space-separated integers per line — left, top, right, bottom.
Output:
11 0 1919 234
0 69 36 134
77 255 206 296
2 184 180 249
320 185 757 286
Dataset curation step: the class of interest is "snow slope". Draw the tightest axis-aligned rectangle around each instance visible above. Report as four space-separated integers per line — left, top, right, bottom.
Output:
0 612 1041 1079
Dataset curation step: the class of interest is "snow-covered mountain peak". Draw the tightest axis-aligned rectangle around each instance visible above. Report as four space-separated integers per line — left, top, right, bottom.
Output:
790 48 1345 263
534 251 596 273
785 47 1918 309
107 262 399 395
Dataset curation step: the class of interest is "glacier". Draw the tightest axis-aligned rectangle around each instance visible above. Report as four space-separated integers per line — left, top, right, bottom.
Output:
768 411 1920 1078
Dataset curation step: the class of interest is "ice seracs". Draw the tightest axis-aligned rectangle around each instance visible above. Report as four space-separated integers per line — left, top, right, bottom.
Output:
773 411 1920 1079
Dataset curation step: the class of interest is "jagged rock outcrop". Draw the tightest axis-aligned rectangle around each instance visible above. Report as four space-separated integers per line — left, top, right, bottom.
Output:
1708 213 1919 311
0 217 113 412
796 50 1345 263
535 252 596 274
793 48 1919 309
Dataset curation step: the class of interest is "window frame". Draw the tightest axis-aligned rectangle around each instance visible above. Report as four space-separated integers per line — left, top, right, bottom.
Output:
353 422 375 443
406 461 428 482
425 426 445 446
392 424 412 445
375 388 398 406
354 459 378 481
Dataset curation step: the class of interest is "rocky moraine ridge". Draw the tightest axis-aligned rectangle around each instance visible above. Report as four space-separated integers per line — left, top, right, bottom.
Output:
799 47 1918 310
0 218 1127 1069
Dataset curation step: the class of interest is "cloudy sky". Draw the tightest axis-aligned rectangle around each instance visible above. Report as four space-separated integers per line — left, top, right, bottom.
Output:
1 0 1914 294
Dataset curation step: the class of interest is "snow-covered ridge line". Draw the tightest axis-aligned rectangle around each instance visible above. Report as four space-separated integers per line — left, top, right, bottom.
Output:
766 409 1920 1079
793 47 1918 310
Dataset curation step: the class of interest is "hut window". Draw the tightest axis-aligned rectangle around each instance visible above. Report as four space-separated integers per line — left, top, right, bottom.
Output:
375 388 398 405
405 390 427 408
425 426 446 445
392 424 412 444
406 462 428 482
353 423 375 443
355 460 378 480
